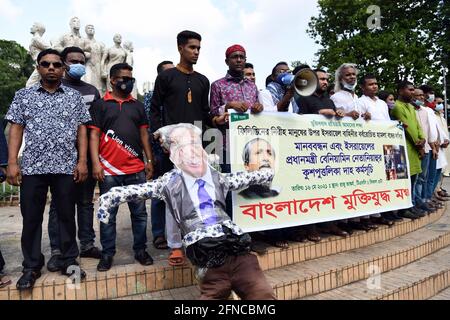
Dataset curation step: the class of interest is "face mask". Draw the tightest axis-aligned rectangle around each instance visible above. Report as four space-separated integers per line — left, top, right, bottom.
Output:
414 99 424 107
427 94 435 103
342 81 357 91
115 79 134 95
67 63 86 80
435 104 444 112
387 102 395 110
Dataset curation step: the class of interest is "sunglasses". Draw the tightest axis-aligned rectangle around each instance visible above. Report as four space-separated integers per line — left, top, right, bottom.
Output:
39 61 63 68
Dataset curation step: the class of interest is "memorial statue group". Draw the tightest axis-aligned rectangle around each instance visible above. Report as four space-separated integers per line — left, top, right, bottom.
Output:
26 17 137 98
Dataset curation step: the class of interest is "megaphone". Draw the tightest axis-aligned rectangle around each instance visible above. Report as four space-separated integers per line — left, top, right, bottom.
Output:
276 68 319 97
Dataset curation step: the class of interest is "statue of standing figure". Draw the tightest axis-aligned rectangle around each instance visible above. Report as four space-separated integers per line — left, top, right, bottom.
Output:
102 34 128 93
123 41 138 98
53 17 89 52
84 24 106 94
26 22 51 87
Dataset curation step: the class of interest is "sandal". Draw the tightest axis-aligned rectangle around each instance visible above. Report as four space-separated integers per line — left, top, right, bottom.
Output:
271 240 289 249
0 275 12 289
168 249 185 266
153 236 168 250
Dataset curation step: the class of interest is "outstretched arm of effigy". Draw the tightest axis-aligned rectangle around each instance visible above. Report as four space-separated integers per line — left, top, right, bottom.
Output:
97 170 175 224
225 169 274 191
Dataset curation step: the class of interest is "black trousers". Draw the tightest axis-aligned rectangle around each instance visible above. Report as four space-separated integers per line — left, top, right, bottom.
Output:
20 175 79 272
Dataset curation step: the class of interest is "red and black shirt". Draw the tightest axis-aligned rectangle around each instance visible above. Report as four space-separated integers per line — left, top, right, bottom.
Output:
89 92 149 176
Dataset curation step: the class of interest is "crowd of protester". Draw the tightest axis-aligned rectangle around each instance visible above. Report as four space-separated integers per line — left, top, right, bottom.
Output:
0 30 449 296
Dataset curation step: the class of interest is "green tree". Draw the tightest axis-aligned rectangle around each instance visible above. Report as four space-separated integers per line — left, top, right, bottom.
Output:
308 0 447 94
0 40 34 116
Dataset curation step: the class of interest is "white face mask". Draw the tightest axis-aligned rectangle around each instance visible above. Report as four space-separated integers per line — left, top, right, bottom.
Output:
342 81 357 91
427 94 435 103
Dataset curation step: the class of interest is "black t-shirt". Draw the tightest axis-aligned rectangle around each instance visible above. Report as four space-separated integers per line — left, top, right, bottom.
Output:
296 93 336 115
150 68 212 132
89 92 149 175
62 77 101 110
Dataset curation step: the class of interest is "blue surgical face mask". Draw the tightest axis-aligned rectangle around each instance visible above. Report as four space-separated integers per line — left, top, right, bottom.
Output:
427 94 435 103
414 99 424 107
435 103 444 112
67 63 86 80
387 102 395 110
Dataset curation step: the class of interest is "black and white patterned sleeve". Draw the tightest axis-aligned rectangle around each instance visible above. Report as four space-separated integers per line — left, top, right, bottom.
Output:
97 170 176 224
225 169 274 191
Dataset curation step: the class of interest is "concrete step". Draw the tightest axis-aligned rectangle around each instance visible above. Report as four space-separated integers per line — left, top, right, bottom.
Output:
302 245 450 300
115 208 450 300
429 287 450 300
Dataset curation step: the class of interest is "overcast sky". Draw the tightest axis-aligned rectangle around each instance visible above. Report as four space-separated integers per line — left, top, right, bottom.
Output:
0 0 320 92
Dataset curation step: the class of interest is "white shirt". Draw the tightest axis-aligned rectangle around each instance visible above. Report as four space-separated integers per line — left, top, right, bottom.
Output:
258 88 294 113
182 165 216 218
435 113 449 170
358 95 390 121
331 90 360 114
415 106 439 153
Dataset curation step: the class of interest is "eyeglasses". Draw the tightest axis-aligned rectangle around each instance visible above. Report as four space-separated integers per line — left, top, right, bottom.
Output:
39 61 63 68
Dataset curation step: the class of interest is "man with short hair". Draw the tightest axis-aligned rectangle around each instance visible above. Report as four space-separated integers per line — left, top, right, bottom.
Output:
265 62 295 112
150 30 214 265
90 63 155 271
357 74 396 226
391 81 426 220
143 60 175 250
46 46 102 273
6 48 90 290
243 63 256 83
411 88 439 215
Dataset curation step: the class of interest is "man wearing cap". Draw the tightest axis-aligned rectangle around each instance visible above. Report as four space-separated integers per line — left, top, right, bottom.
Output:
210 44 263 173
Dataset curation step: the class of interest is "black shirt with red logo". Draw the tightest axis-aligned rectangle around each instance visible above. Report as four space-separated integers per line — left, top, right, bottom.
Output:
89 92 149 176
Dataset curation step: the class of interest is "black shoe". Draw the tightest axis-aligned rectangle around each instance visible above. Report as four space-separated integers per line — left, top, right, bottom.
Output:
135 250 154 266
80 247 102 259
361 219 379 230
399 210 419 220
337 222 354 235
250 240 269 255
97 255 113 272
349 221 371 232
411 207 426 217
371 216 395 227
47 254 62 272
16 270 41 291
61 264 86 282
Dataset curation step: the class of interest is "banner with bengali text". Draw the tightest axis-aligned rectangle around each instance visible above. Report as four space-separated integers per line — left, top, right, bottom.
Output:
229 112 412 233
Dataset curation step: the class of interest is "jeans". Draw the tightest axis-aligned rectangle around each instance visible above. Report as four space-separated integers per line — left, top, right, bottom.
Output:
150 143 173 239
410 174 417 207
20 175 79 272
432 169 443 197
99 171 148 257
48 176 97 255
425 157 438 201
413 152 430 206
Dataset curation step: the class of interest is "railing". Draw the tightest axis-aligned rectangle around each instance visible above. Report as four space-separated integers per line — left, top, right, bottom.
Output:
0 181 20 205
